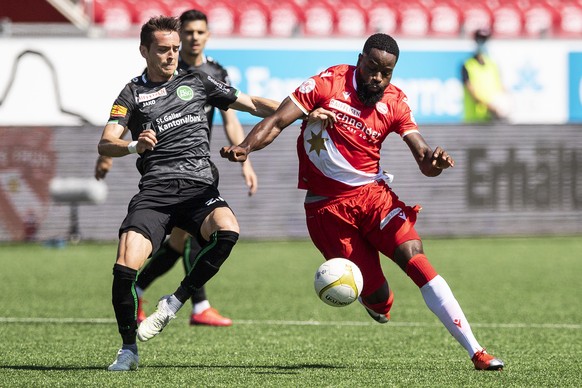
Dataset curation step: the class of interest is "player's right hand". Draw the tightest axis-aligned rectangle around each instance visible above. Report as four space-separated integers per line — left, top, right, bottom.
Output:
220 145 248 162
137 129 157 153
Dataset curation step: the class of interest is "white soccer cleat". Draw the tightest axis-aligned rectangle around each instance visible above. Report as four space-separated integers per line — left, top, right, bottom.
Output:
107 349 139 371
137 295 176 342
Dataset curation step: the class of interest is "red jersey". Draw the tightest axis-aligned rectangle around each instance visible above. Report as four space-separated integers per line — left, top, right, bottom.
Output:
290 64 419 197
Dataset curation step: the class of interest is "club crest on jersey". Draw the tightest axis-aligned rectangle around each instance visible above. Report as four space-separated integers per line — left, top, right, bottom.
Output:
177 86 194 101
376 102 388 114
138 88 167 102
299 78 316 94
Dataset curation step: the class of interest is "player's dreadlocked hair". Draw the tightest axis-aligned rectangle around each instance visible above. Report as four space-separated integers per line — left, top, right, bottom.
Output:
362 33 400 63
180 9 208 25
140 16 181 49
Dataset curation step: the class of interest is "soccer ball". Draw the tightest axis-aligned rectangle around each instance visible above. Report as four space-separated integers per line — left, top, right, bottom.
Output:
314 258 364 307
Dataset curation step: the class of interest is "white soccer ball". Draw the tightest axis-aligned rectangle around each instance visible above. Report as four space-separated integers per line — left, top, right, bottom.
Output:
314 258 364 307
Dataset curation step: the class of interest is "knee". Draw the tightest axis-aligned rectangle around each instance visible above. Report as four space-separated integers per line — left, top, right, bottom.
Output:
393 240 424 270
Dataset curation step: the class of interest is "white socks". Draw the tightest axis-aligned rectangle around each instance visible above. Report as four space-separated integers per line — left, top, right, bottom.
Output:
193 300 210 315
420 275 482 357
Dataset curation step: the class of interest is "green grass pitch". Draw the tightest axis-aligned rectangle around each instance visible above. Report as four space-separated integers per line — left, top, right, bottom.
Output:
0 237 581 387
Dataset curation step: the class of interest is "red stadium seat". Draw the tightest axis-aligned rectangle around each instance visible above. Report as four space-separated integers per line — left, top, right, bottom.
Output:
429 1 462 37
204 0 237 36
366 2 398 35
236 1 270 37
166 0 209 18
397 1 430 37
335 1 368 37
126 0 172 26
522 1 559 38
303 0 335 36
555 2 582 37
269 1 304 37
490 2 524 37
92 0 133 32
460 1 493 38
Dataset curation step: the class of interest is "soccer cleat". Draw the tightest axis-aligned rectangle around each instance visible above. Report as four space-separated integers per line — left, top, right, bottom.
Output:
190 307 233 327
107 349 138 371
472 349 504 371
137 297 146 324
363 306 390 323
358 297 390 324
137 295 176 342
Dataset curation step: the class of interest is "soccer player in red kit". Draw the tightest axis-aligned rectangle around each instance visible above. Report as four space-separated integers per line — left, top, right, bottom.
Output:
221 33 504 371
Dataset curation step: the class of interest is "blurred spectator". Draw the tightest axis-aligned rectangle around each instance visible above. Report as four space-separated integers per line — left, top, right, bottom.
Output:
461 28 510 123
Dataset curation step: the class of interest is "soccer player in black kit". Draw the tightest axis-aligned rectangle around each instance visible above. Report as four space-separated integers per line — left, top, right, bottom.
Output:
136 9 256 327
100 16 280 371
96 10 255 328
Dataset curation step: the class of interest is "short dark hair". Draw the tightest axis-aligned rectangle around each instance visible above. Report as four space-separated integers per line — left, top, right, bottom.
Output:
140 16 181 48
180 9 208 25
362 33 400 63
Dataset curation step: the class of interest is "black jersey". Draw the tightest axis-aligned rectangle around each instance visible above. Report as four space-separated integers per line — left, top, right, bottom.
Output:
108 69 239 186
178 55 231 130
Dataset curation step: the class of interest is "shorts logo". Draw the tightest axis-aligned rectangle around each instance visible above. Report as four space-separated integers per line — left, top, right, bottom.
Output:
205 197 225 206
177 86 194 101
379 207 407 230
299 78 316 94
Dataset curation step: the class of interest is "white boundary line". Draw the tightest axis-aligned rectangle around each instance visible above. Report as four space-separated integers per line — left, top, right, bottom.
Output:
0 317 579 329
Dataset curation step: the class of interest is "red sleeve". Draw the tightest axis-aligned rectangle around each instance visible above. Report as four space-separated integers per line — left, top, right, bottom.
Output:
290 69 334 114
392 96 419 137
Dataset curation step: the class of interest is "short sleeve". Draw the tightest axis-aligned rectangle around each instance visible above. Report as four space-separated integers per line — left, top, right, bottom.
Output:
199 72 239 111
392 96 419 138
290 70 333 115
107 84 134 128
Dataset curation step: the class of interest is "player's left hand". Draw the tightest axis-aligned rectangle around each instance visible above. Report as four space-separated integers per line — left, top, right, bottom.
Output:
241 159 258 196
308 107 336 129
95 155 112 180
432 147 455 170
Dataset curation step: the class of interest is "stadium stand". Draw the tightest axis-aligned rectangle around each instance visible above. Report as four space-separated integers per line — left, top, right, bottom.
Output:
460 1 494 38
429 0 463 37
302 0 335 36
2 0 580 39
334 1 368 37
268 1 304 37
367 2 399 35
236 1 270 37
490 1 524 37
397 1 431 37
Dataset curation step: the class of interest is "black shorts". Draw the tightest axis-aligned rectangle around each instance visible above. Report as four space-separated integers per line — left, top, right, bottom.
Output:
119 179 230 254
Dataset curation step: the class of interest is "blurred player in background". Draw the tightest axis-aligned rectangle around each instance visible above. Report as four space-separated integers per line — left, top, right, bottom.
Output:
95 9 257 328
101 15 280 371
221 33 505 371
462 28 510 123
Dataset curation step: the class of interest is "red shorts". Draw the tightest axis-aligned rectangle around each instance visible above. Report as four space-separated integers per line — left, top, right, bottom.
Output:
304 181 421 297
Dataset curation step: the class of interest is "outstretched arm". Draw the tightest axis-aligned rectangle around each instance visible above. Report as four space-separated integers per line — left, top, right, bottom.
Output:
229 93 280 118
403 132 454 177
220 97 304 162
220 108 258 195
